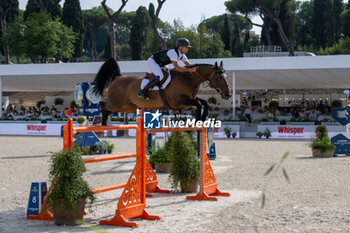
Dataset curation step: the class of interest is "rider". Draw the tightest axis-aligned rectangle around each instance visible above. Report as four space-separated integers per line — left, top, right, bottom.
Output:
137 38 198 100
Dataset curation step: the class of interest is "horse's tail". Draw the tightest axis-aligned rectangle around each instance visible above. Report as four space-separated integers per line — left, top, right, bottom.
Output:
92 58 121 96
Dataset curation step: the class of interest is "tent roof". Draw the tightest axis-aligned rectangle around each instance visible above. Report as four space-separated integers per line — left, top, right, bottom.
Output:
0 55 350 91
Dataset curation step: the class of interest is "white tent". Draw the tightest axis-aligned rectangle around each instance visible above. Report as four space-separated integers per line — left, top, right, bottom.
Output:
1 54 350 117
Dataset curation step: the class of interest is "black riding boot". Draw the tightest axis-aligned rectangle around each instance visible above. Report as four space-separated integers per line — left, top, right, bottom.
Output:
138 76 160 100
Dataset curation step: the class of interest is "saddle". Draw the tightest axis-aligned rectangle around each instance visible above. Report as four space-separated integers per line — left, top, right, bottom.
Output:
144 68 170 87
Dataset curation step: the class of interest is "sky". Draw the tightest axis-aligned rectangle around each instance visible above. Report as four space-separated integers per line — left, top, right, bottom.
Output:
18 0 262 34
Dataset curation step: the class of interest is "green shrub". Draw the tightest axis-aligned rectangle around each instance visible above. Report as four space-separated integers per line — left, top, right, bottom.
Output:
149 144 171 164
45 146 95 210
224 127 232 138
268 101 278 110
77 116 86 124
168 132 200 190
54 97 64 105
315 125 328 141
207 96 217 105
312 137 336 153
256 131 263 138
264 128 271 138
331 100 342 108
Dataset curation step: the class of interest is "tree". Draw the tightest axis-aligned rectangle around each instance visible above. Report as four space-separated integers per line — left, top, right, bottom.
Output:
312 0 326 49
0 0 19 64
24 0 61 20
342 6 350 38
101 0 128 59
231 23 243 57
222 14 231 51
295 1 314 48
332 0 343 43
148 1 167 50
82 8 107 60
3 17 25 61
129 6 151 60
167 27 231 59
11 12 75 63
62 0 84 58
225 0 295 55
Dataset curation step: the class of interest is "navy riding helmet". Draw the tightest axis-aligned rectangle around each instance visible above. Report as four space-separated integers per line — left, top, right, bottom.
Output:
176 38 191 47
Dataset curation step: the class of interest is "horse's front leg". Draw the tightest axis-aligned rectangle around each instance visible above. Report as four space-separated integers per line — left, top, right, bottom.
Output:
100 101 111 126
196 97 209 121
180 98 202 121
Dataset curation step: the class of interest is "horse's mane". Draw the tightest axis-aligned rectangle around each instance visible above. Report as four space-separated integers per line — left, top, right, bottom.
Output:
186 63 214 68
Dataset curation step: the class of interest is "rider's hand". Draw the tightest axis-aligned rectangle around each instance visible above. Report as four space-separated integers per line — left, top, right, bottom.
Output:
190 66 198 73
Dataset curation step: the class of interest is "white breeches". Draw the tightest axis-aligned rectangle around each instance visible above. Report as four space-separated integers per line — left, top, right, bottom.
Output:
147 57 164 80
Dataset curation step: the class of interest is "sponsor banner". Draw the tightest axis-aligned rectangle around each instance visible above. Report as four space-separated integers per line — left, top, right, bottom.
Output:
258 124 343 139
0 123 67 136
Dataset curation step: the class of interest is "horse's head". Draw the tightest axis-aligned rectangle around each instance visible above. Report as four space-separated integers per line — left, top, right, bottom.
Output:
203 61 232 100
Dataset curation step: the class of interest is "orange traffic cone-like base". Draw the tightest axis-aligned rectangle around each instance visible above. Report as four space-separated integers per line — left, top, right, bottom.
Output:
211 188 230 197
186 192 218 201
26 211 53 221
100 209 161 228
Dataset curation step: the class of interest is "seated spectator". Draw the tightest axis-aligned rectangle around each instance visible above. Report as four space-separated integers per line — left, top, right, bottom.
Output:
308 109 318 120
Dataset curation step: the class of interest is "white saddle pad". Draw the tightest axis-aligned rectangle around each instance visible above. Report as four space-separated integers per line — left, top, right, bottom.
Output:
140 73 171 90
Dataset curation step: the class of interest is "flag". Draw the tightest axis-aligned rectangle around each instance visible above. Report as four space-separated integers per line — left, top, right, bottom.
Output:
64 108 72 117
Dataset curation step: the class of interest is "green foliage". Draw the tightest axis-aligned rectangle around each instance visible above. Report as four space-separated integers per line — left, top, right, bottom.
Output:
129 6 151 60
231 23 243 57
24 0 61 21
222 14 231 51
268 101 279 110
315 125 327 141
46 146 95 210
224 127 232 138
54 97 64 105
331 99 342 108
82 7 107 59
5 12 76 63
95 140 108 151
256 131 263 138
207 96 217 105
264 128 271 138
77 116 86 124
107 140 115 153
168 132 200 190
149 144 171 164
311 125 335 153
342 9 350 38
62 0 85 58
312 136 336 153
317 37 350 55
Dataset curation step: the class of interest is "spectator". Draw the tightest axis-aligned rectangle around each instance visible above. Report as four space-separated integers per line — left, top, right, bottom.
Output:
309 109 317 120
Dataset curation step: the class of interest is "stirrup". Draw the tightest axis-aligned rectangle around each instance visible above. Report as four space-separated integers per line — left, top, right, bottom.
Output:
137 91 149 100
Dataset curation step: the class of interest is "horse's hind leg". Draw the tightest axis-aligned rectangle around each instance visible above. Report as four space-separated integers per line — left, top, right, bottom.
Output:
196 98 209 121
100 101 111 126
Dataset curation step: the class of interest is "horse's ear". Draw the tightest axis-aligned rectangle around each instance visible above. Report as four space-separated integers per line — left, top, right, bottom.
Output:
215 62 218 70
220 61 223 68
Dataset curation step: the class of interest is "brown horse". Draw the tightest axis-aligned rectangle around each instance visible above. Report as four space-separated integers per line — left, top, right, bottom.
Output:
92 58 232 124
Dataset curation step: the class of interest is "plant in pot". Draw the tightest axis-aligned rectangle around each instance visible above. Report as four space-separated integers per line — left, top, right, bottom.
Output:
107 140 115 154
168 132 200 193
256 131 263 138
224 127 232 138
149 143 171 173
76 116 86 126
264 128 271 139
95 140 108 154
45 146 95 225
311 125 335 157
231 131 237 138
